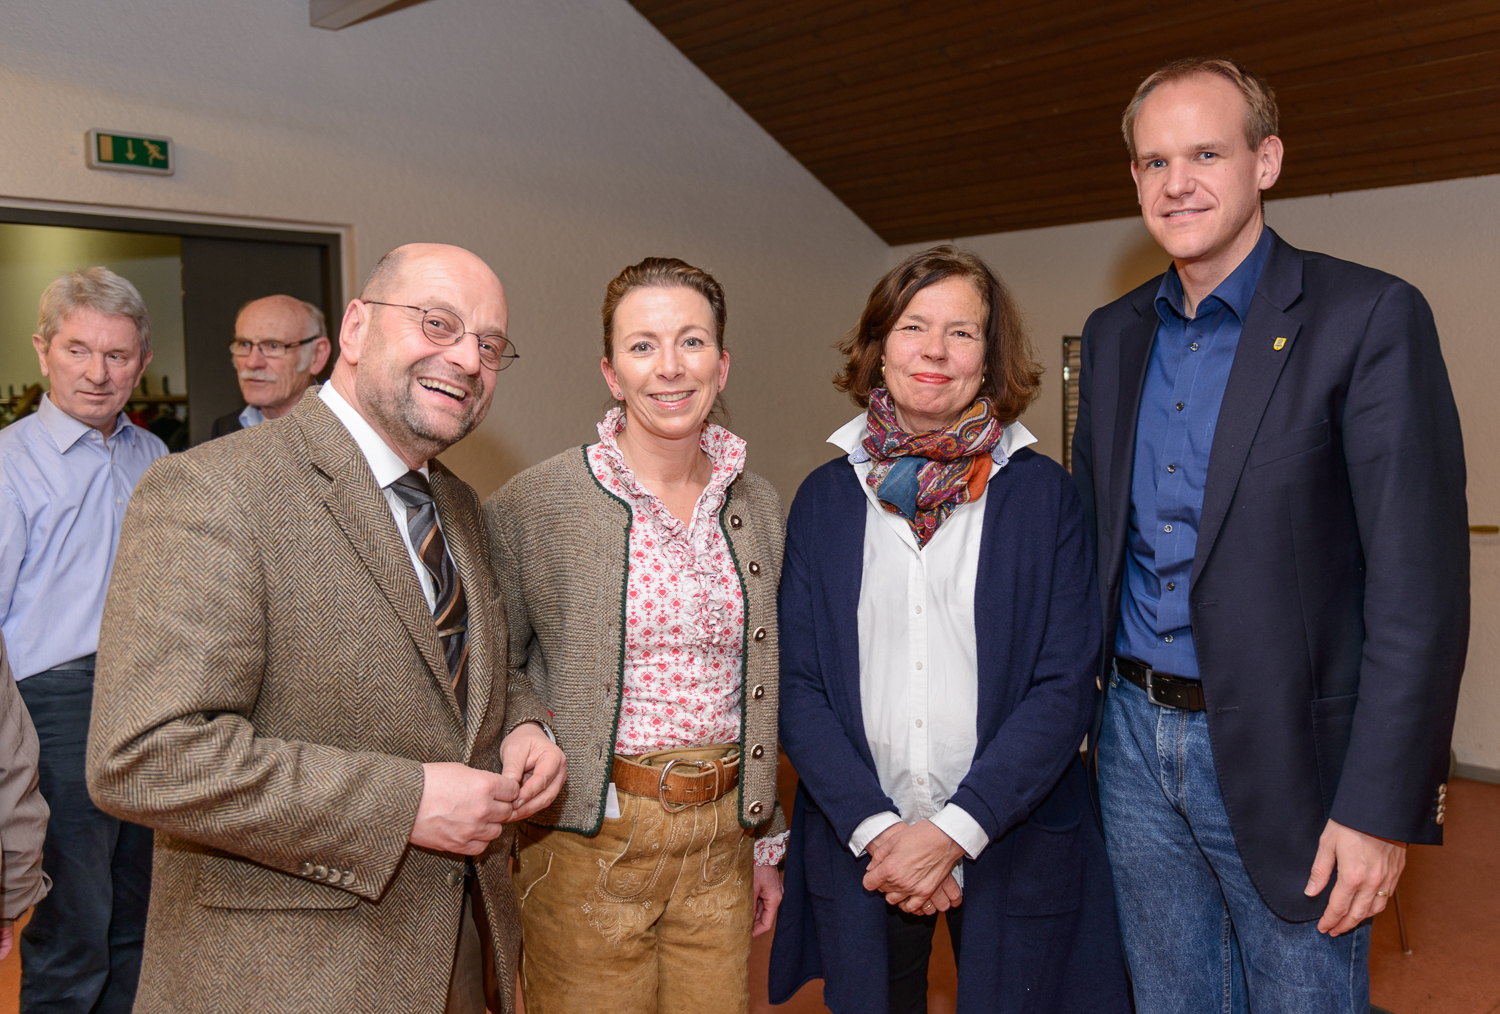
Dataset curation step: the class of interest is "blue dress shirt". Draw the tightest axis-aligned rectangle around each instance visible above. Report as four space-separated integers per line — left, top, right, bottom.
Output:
238 404 265 429
0 395 167 679
1115 226 1273 678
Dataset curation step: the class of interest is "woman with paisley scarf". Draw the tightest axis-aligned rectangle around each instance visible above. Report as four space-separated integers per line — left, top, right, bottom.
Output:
769 246 1129 1014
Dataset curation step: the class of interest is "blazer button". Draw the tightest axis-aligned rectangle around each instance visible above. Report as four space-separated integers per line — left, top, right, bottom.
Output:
729 514 743 529
447 868 465 887
748 561 761 576
313 865 328 880
341 870 355 886
1438 783 1448 794
1096 673 1102 691
299 862 313 876
749 801 764 815
751 744 765 759
753 627 767 642
752 684 765 699
1436 811 1445 825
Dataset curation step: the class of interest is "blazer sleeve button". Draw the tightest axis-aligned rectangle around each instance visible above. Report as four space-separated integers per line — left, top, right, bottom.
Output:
749 801 764 815
753 627 767 641
299 862 312 876
751 744 764 759
313 865 328 880
729 514 743 529
752 684 765 699
748 561 761 575
1436 812 1445 825
341 869 355 886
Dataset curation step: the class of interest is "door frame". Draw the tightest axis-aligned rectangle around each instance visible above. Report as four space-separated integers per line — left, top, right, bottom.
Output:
0 197 349 315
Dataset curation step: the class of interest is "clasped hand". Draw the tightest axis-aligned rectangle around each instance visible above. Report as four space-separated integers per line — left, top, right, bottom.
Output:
408 723 567 855
862 820 966 915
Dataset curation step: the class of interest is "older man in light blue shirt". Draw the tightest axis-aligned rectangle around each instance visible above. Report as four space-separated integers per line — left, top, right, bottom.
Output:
0 267 165 1014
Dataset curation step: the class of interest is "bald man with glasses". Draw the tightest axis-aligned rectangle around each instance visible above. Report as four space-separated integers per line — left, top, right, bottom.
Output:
210 295 331 438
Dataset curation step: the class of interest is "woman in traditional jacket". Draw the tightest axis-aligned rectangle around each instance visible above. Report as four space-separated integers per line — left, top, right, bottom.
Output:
485 257 785 1014
768 246 1129 1013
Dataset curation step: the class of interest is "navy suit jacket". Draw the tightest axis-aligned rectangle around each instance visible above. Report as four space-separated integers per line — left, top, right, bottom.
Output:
1073 231 1468 921
768 448 1128 1014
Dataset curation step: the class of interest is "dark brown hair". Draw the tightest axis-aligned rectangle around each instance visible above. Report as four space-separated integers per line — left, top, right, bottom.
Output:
1122 57 1279 163
600 256 729 422
835 245 1041 425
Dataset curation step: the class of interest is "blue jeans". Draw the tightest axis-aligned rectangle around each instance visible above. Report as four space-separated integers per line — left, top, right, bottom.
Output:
1097 671 1369 1014
17 669 152 1014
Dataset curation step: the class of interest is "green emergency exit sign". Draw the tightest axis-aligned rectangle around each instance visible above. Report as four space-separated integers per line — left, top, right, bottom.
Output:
86 130 174 176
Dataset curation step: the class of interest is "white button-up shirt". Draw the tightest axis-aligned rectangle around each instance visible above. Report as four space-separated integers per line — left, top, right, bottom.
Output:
319 384 438 611
829 412 1037 879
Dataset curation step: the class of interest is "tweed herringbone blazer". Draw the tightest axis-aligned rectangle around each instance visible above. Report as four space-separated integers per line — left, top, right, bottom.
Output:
86 391 550 1014
484 445 785 836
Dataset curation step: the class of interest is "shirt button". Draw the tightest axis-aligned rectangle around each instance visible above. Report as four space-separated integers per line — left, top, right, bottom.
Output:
1166 464 1176 473
116 497 123 504
915 719 923 728
914 605 922 614
1163 524 1173 533
1190 342 1199 351
1176 402 1185 411
916 776 926 786
914 661 923 670
1167 582 1176 591
1164 634 1175 643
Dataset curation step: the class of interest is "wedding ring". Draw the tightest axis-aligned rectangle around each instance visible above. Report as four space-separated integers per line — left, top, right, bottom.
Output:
1376 890 1391 897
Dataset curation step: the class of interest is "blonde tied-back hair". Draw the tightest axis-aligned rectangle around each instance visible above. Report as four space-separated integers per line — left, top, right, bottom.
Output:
600 257 729 425
1121 57 1279 163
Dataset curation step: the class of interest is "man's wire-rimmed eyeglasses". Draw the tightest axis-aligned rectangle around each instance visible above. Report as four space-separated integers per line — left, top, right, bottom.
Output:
362 300 520 372
229 336 322 359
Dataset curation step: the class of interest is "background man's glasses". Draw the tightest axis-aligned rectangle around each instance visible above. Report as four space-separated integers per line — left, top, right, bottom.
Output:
362 300 520 372
229 337 320 359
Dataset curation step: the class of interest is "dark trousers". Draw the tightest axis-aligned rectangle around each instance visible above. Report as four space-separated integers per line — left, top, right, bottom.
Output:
17 669 152 1014
887 901 964 1014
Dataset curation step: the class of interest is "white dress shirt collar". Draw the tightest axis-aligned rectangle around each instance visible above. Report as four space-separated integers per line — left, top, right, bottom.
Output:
827 411 1036 471
318 383 427 484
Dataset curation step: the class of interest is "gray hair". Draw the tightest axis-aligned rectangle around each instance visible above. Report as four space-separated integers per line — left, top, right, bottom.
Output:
235 295 327 340
37 267 152 353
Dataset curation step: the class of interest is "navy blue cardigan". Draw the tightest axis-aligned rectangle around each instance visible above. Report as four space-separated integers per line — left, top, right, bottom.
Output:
768 448 1128 1014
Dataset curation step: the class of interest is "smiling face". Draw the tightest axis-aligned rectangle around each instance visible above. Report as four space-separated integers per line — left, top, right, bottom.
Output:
331 245 505 468
600 285 729 444
234 296 330 419
33 307 152 437
881 275 987 433
1130 73 1283 277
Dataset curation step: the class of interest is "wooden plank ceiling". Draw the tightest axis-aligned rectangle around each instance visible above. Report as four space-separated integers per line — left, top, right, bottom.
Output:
631 0 1500 244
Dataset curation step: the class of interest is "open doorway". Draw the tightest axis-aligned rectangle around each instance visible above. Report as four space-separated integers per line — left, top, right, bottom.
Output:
0 207 341 447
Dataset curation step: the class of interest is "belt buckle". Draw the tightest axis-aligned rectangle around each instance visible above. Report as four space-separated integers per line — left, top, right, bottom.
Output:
657 759 718 813
1143 668 1172 708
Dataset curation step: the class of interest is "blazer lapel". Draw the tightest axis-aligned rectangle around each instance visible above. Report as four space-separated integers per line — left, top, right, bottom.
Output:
430 465 490 749
1191 236 1305 587
1104 290 1159 590
826 465 879 774
298 397 458 723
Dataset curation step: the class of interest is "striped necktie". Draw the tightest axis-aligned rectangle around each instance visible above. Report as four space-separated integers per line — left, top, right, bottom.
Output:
390 470 468 720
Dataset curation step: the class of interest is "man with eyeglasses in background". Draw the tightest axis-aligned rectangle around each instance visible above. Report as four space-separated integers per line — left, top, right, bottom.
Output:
210 294 331 437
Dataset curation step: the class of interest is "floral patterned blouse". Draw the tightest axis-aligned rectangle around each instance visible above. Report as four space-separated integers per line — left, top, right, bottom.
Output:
588 409 786 865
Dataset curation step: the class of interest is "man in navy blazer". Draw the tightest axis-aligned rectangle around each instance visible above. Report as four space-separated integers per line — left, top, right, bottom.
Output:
1072 58 1468 1013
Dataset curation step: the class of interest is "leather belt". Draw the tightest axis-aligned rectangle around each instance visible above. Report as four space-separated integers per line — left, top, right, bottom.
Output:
611 752 740 812
1114 657 1206 712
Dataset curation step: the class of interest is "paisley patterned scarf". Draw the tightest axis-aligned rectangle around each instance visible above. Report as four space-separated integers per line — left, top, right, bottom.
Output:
862 387 1002 547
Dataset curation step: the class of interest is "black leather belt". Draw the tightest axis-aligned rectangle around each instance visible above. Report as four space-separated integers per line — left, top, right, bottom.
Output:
1114 657 1206 712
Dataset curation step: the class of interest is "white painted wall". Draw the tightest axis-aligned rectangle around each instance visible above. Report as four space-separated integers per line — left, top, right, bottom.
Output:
0 0 887 500
896 173 1500 772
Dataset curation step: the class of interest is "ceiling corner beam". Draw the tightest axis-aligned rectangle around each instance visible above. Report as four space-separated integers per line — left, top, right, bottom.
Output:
310 0 404 30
